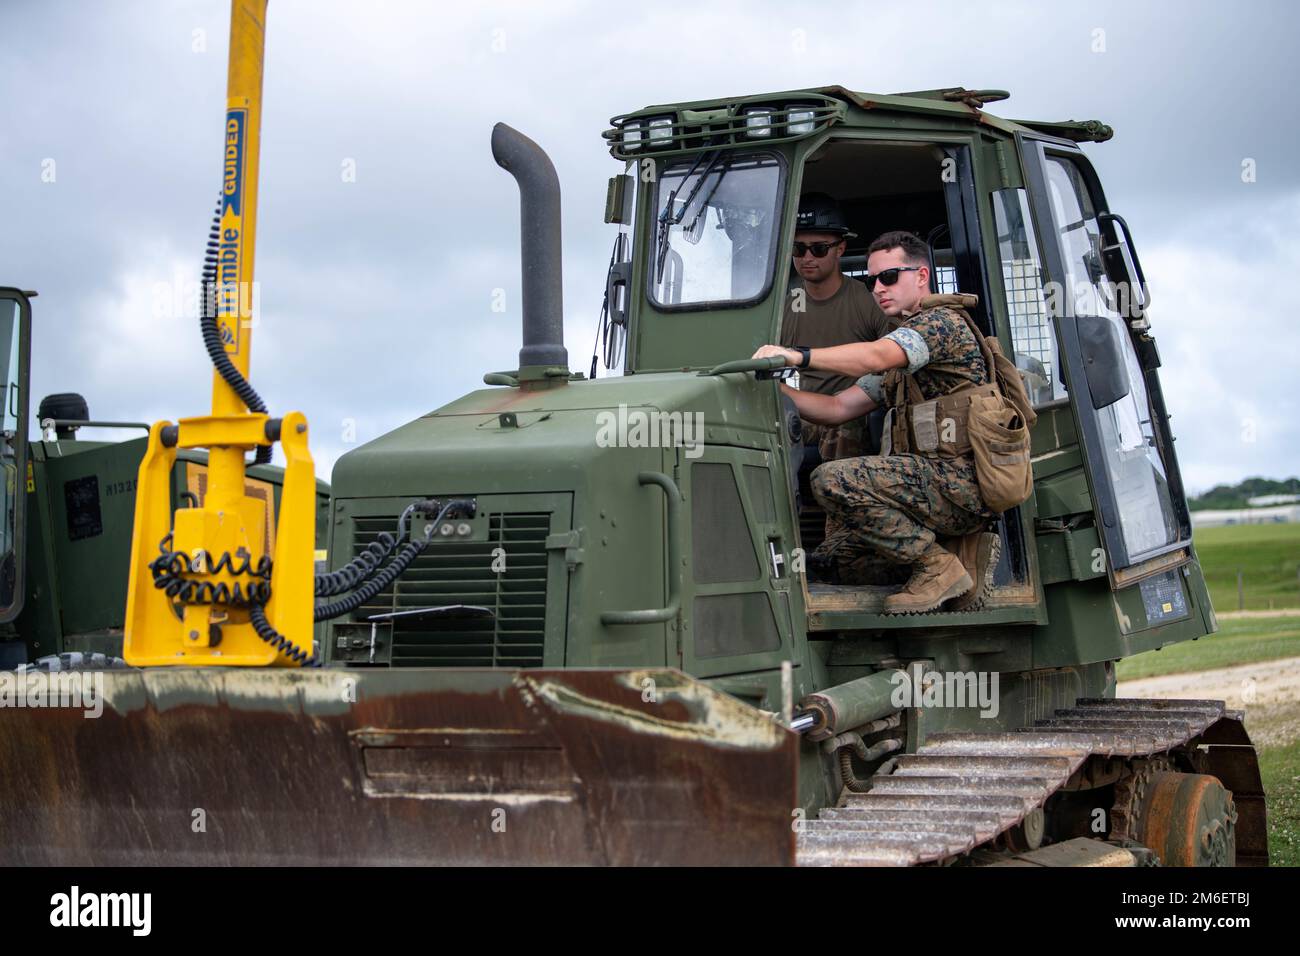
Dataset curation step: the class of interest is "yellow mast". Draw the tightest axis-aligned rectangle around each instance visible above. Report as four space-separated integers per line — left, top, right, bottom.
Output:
207 0 268 498
124 0 316 667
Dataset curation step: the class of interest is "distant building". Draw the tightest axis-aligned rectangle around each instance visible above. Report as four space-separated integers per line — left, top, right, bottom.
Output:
1246 493 1300 507
1192 504 1300 528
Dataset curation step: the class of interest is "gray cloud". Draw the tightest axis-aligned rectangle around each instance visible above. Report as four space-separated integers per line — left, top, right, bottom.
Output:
2 0 1296 489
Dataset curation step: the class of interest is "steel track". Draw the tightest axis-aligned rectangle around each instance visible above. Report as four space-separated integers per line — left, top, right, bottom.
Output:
796 697 1267 866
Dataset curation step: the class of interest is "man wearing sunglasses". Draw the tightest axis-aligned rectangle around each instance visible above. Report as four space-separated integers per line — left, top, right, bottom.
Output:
754 231 995 614
780 194 892 464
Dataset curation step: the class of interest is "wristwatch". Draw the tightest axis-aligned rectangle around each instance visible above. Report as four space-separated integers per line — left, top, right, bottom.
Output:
793 346 811 368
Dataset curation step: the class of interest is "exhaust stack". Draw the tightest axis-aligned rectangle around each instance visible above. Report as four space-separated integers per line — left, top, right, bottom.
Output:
491 122 568 372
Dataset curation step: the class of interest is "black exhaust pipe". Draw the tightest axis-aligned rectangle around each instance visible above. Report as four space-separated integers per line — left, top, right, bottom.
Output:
491 122 568 371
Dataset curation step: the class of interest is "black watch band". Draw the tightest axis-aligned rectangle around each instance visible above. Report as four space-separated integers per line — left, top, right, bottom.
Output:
794 346 811 368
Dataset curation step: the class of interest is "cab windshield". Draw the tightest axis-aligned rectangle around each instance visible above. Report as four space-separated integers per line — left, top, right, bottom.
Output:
649 151 782 308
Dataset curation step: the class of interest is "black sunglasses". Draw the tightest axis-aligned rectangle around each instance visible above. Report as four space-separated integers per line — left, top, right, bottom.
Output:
792 240 841 258
863 266 921 289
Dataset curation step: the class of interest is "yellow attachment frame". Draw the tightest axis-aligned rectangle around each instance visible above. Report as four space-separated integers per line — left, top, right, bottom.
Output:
124 0 315 667
124 414 315 666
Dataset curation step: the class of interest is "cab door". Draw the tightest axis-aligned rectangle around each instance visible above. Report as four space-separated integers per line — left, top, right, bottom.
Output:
1018 137 1193 581
678 444 798 678
0 289 32 624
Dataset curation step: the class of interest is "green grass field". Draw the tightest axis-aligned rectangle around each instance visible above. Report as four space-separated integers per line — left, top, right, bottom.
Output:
1195 522 1300 612
1123 523 1300 864
1116 615 1300 681
1260 738 1300 867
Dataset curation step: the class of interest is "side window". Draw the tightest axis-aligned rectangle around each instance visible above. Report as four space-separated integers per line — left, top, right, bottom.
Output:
1042 159 1119 317
931 237 960 294
991 188 1063 405
1039 155 1183 563
1 314 18 436
0 298 25 616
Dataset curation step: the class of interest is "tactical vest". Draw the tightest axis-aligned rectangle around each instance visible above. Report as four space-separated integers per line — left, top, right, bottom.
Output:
879 294 1038 512
880 294 991 459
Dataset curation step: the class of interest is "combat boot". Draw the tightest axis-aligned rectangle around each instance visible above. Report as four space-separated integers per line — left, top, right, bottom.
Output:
945 531 1002 612
883 543 973 614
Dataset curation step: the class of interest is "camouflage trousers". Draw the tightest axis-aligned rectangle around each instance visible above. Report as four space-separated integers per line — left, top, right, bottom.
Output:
810 453 991 585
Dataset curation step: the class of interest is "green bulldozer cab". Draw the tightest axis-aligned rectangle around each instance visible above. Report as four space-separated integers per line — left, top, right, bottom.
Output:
327 86 1209 691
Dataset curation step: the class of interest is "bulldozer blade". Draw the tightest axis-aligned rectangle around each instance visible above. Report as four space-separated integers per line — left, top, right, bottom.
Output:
0 667 798 865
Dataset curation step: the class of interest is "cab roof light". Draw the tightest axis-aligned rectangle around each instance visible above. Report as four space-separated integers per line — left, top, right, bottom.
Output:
622 120 643 151
786 105 817 135
742 106 774 138
647 116 674 147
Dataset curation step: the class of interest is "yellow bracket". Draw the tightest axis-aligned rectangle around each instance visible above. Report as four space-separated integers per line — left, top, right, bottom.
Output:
264 411 316 662
123 422 179 663
123 413 315 667
177 413 270 449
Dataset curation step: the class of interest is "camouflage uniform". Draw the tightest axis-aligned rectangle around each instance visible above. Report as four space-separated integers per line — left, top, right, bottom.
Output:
809 302 994 584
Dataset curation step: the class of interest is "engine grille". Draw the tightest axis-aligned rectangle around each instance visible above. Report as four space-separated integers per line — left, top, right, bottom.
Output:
350 511 552 667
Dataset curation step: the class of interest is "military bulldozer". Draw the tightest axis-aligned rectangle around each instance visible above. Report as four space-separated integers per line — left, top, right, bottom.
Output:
0 0 1265 867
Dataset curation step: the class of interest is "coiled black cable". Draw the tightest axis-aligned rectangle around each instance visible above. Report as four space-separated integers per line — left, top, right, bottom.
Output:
153 498 473 667
311 499 435 596
157 576 270 608
149 533 272 607
200 194 272 465
150 529 315 664
312 536 431 622
244 505 458 664
249 604 316 666
314 531 397 596
312 500 465 619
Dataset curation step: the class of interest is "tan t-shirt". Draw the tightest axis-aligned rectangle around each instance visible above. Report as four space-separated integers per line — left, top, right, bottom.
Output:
780 274 894 396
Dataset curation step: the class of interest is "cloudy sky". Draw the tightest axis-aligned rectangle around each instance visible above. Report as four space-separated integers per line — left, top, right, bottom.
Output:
2 0 1296 493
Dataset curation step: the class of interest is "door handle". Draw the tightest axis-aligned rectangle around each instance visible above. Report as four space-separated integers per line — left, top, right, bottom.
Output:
599 471 683 626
